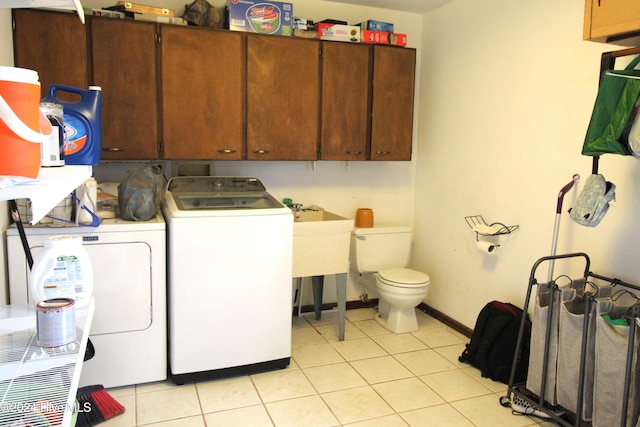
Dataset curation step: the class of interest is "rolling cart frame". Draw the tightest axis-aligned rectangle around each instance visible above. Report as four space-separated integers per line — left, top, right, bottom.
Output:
498 44 640 424
500 252 640 427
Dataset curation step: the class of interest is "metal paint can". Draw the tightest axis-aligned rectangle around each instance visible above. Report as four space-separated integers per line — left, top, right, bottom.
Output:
36 298 76 347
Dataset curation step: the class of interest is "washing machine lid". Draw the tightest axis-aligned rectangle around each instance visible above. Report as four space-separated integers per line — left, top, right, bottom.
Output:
378 268 430 285
166 176 283 210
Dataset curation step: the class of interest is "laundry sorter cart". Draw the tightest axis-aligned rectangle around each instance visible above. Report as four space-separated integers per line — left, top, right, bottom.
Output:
500 252 640 427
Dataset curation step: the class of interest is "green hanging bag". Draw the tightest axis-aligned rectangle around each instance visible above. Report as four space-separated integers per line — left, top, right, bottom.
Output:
582 55 640 156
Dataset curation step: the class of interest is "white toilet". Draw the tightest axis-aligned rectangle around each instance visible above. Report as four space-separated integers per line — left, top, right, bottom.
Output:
352 225 430 333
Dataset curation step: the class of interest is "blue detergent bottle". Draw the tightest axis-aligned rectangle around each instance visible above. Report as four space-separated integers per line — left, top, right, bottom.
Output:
42 85 102 165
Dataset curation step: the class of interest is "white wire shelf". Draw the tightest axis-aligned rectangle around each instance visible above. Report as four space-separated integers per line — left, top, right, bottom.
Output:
0 300 94 427
0 166 92 224
465 215 519 240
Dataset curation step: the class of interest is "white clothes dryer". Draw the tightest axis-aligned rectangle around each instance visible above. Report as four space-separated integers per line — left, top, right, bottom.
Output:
7 214 166 389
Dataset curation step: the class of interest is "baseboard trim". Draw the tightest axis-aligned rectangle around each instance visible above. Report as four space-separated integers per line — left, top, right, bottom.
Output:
417 303 472 338
295 300 472 338
293 300 378 317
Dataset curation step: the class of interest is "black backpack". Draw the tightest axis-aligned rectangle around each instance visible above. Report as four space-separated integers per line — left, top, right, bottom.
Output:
459 300 531 384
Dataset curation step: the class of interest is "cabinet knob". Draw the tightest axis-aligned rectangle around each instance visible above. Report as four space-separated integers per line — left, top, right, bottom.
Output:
346 150 362 155
218 149 237 154
103 147 125 152
375 151 392 155
252 150 271 154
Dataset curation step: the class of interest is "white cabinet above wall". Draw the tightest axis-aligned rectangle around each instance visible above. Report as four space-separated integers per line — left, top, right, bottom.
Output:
2 0 85 22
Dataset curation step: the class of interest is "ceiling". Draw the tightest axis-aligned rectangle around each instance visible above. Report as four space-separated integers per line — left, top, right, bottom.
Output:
320 0 452 14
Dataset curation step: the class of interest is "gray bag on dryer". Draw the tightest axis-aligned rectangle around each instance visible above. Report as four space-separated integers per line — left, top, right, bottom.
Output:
118 163 165 221
569 174 615 227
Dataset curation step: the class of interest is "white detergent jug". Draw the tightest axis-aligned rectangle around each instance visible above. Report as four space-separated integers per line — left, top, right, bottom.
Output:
29 235 93 308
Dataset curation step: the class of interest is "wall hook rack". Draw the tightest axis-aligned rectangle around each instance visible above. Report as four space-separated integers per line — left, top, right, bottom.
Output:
465 215 519 241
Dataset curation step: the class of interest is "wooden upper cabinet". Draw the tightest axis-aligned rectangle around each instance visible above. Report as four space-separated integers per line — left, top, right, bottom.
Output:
161 26 244 160
320 42 370 160
12 11 416 162
584 0 640 43
246 35 320 160
370 46 416 161
91 18 160 160
13 9 88 96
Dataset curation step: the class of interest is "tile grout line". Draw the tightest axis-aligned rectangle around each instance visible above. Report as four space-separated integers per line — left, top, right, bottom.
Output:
305 310 480 426
125 309 541 427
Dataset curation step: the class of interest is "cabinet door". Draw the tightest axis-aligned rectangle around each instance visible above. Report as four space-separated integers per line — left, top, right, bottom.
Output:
247 35 320 160
584 0 640 42
161 26 244 160
320 42 370 160
13 9 88 96
91 18 160 160
370 46 416 161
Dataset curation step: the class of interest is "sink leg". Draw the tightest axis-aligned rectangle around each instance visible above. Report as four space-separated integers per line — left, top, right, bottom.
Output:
336 273 347 341
311 275 324 320
295 277 303 317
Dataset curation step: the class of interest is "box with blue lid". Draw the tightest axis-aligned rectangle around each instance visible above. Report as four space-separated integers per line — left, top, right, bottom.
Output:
228 0 293 35
360 19 394 32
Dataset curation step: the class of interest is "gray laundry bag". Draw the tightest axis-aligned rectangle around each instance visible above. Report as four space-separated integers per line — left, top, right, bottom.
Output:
592 299 640 427
526 283 561 405
556 289 600 422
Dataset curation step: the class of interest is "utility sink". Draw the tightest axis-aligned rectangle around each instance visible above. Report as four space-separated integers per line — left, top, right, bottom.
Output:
292 211 354 278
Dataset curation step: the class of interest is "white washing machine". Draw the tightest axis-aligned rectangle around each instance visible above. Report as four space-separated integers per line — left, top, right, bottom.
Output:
7 214 166 389
163 176 292 384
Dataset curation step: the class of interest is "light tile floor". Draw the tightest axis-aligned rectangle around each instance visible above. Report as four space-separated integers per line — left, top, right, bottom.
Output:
100 308 555 427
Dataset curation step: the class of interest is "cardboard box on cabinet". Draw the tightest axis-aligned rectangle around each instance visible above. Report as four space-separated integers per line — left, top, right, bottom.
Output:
83 8 125 18
317 23 361 42
361 30 407 47
360 19 394 32
228 0 293 35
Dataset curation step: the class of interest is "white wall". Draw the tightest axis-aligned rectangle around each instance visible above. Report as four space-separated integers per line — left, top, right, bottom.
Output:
413 0 638 328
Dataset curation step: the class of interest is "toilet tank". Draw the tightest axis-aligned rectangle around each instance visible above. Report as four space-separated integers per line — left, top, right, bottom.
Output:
351 225 412 273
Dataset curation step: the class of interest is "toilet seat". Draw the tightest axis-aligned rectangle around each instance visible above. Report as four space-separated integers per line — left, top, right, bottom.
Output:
377 268 430 287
